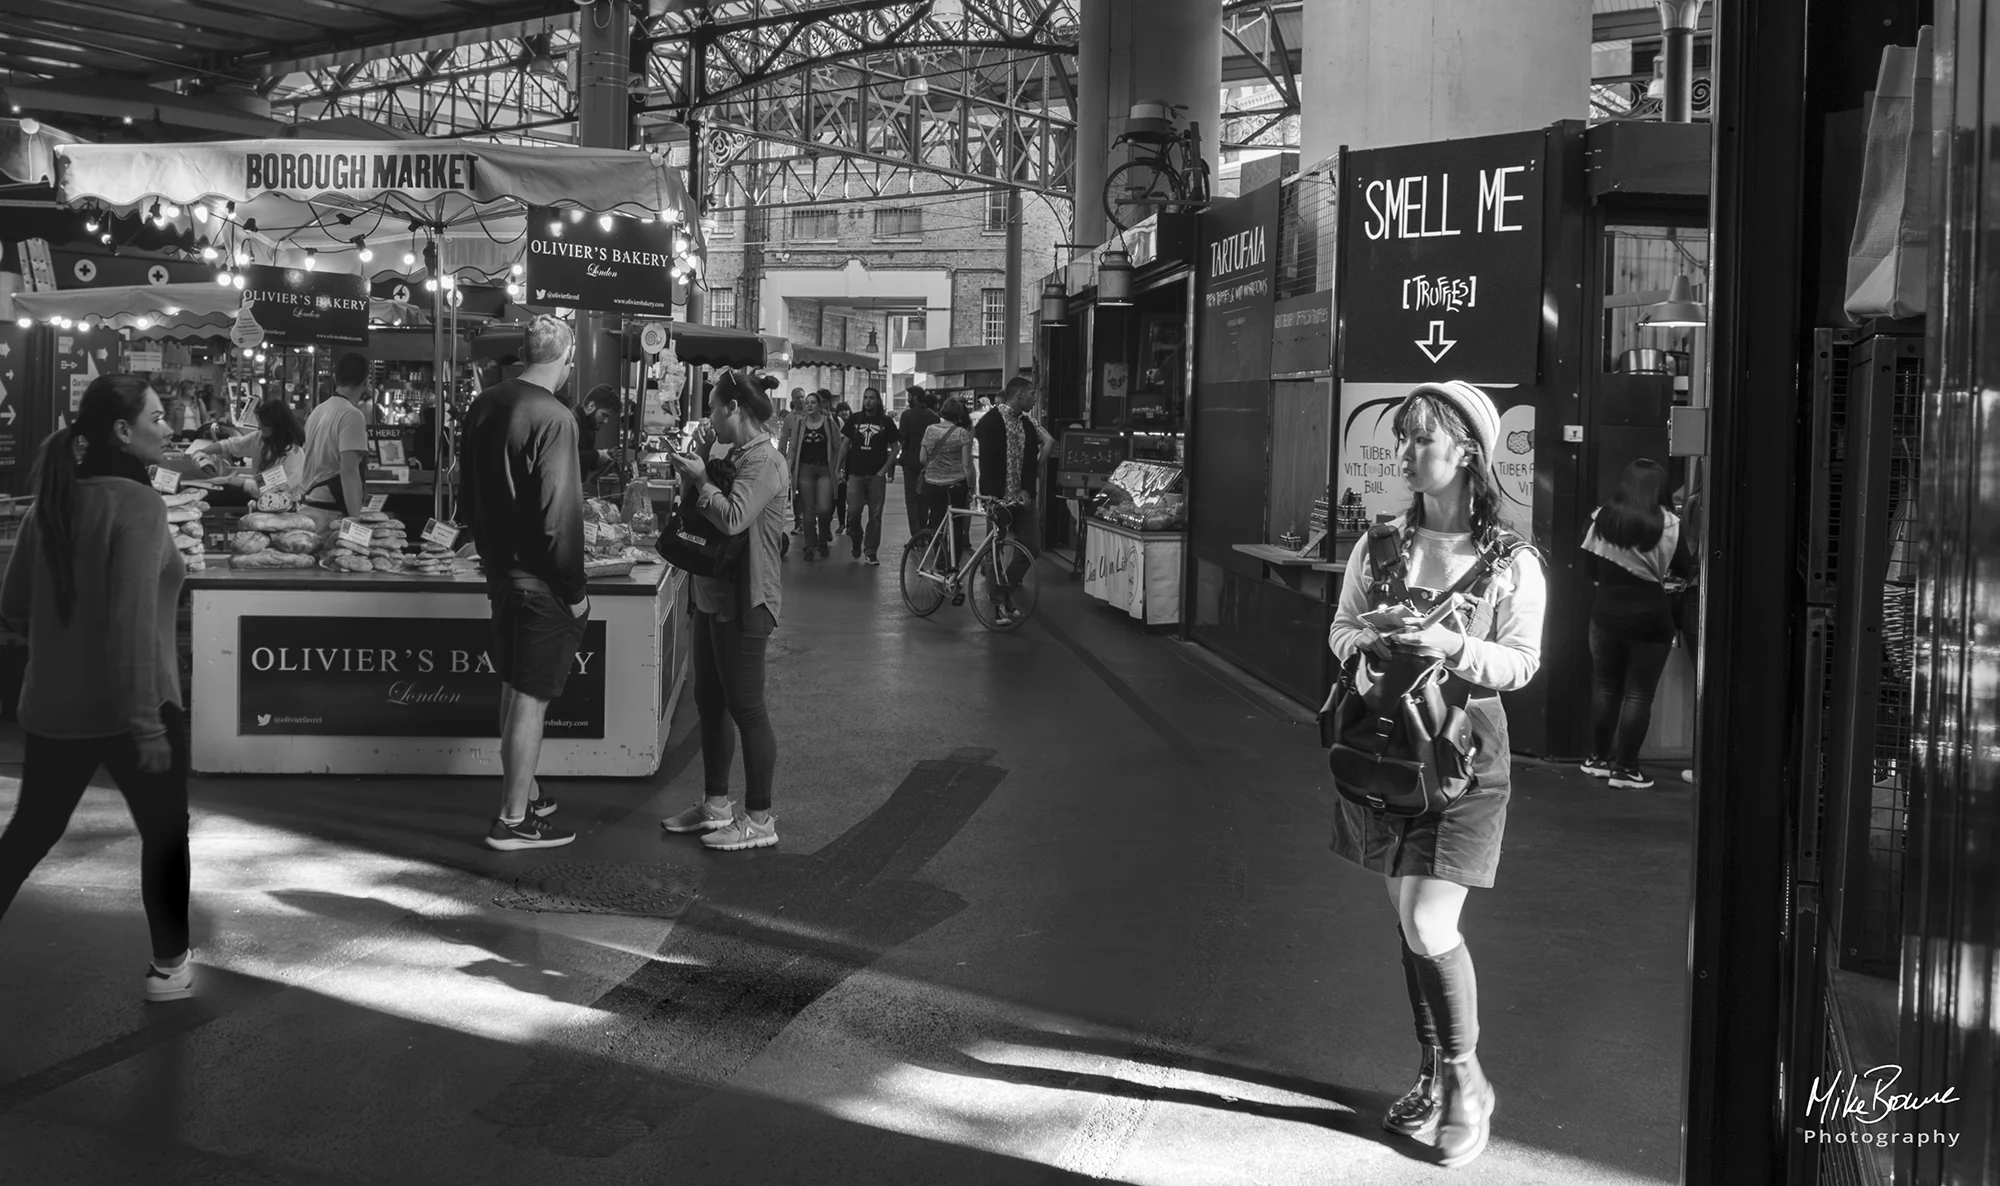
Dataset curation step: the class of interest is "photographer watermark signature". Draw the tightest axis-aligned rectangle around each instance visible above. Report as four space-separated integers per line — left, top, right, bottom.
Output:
1801 1064 1960 1148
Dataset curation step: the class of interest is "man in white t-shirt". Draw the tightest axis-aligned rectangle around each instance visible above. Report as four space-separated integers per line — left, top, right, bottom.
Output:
300 352 372 527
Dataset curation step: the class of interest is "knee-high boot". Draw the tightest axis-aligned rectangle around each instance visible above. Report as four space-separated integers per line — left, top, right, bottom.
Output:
1384 926 1444 1137
1412 940 1496 1168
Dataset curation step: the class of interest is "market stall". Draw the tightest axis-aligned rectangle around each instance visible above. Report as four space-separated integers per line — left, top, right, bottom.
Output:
1078 459 1187 626
51 138 705 520
43 141 706 778
185 562 688 777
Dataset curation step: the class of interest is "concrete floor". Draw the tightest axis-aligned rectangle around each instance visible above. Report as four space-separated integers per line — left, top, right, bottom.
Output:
0 509 1695 1185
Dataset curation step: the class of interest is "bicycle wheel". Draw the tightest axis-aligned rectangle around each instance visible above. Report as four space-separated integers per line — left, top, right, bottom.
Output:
900 532 947 617
1104 158 1182 234
970 540 1040 632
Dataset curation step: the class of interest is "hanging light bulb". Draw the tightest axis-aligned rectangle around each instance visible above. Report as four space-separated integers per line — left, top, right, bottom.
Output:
232 272 246 289
303 249 318 271
13 317 30 329
567 208 584 224
147 200 162 223
163 306 179 315
135 316 151 329
402 250 417 267
673 235 690 254
657 210 670 224
193 205 209 225
163 203 180 219
98 232 112 245
199 242 217 261
355 237 372 263
254 352 266 364
425 278 438 292
216 269 232 286
549 219 562 238
76 321 90 335
511 262 524 276
83 211 100 233
236 248 250 267
305 345 315 354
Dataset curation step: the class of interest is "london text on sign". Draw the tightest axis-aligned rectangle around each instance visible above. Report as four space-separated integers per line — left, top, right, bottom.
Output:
522 205 681 317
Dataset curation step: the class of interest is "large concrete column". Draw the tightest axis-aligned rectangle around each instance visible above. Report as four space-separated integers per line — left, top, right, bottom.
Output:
1071 0 1222 246
1300 0 1591 163
573 0 633 403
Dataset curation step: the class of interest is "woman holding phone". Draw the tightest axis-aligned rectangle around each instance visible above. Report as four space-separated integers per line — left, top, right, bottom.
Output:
660 370 790 851
0 375 195 1002
1325 381 1545 1168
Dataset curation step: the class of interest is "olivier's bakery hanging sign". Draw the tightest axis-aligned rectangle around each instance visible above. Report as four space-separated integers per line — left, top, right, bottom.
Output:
1342 129 1546 386
236 616 607 738
523 205 679 316
241 265 368 347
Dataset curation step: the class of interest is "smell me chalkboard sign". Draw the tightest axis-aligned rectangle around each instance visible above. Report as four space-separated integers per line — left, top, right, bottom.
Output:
1342 129 1546 385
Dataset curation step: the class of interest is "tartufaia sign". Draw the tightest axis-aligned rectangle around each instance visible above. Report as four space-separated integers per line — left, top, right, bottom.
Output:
241 265 368 347
523 204 680 316
1342 128 1547 386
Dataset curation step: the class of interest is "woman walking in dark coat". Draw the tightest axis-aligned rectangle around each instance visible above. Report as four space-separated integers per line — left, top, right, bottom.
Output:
0 375 194 1001
1326 381 1546 1168
1578 459 1690 789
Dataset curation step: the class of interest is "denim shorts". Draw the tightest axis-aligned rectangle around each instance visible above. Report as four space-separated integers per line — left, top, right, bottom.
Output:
1329 696 1512 888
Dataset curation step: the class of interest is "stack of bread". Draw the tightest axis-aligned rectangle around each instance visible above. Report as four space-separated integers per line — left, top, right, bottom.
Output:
412 535 459 575
163 488 209 573
583 497 638 578
229 509 321 569
319 512 410 573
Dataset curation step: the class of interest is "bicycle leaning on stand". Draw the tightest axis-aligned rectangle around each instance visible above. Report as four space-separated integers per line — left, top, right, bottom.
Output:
1102 100 1213 234
899 495 1042 632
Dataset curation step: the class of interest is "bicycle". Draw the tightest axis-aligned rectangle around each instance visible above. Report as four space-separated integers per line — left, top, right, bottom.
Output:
1103 101 1213 234
899 495 1042 632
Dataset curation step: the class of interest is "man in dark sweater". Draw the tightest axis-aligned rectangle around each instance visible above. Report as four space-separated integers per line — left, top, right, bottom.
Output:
460 313 588 852
840 387 900 564
896 385 939 540
973 376 1048 552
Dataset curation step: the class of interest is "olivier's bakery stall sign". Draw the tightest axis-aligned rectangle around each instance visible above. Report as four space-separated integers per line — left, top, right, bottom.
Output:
1342 129 1546 385
1197 181 1282 385
523 205 679 316
237 617 607 738
241 265 368 347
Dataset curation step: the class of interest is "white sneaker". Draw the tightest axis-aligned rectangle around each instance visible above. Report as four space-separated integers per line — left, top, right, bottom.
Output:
661 800 735 834
702 813 779 851
145 955 193 1003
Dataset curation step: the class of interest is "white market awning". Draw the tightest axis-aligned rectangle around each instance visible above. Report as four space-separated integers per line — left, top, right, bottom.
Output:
51 140 704 281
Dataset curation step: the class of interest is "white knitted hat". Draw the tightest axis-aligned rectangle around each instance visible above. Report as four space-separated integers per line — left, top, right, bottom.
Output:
1406 381 1502 462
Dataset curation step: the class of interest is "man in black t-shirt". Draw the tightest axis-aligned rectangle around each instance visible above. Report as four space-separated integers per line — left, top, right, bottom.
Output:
840 387 901 564
895 386 939 540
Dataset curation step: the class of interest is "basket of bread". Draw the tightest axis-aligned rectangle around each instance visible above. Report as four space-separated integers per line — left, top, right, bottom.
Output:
583 497 640 579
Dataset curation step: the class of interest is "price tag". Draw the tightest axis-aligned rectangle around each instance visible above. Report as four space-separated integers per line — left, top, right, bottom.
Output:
150 467 181 494
584 520 604 545
421 519 461 549
260 463 289 492
364 494 388 513
338 521 374 552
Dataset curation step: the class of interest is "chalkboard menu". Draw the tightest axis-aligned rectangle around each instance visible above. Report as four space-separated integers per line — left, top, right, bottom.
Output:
1342 129 1547 385
1197 182 1282 386
1057 430 1127 490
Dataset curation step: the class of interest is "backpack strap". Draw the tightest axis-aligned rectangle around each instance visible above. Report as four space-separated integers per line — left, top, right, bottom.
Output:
1365 524 1409 606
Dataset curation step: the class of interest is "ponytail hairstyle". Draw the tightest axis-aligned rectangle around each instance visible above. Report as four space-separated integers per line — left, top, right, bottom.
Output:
1392 388 1509 548
30 373 156 625
713 368 774 425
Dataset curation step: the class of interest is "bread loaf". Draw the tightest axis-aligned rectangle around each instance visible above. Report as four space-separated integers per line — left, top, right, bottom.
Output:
166 504 207 524
230 550 317 569
321 551 374 573
161 488 208 508
240 511 317 533
269 530 319 554
229 531 271 555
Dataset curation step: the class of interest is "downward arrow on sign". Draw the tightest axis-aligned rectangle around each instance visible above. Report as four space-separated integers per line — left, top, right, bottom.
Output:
1415 320 1458 364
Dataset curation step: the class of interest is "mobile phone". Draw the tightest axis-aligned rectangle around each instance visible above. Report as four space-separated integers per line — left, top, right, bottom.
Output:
675 422 701 455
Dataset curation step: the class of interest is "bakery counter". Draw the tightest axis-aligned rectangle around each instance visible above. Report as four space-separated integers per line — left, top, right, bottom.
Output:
185 562 690 778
